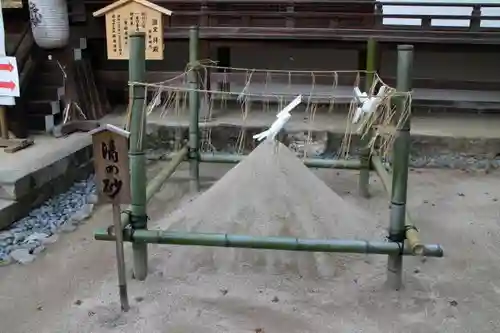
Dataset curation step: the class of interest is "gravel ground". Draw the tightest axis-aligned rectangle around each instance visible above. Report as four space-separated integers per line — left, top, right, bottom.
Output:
22 164 500 333
409 153 500 171
0 176 97 265
1 158 500 332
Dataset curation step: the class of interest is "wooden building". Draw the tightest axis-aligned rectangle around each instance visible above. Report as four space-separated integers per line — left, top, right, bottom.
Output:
82 1 500 108
5 1 500 135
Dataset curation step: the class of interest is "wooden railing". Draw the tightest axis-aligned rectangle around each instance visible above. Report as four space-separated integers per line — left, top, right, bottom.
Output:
170 2 500 31
82 1 500 42
374 2 500 31
85 1 500 30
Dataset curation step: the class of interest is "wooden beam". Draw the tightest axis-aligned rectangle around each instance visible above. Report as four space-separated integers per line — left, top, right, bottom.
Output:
79 18 500 44
93 0 172 17
383 77 500 91
2 0 23 9
0 138 34 153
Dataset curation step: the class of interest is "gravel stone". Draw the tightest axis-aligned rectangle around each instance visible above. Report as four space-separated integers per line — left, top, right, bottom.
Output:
60 223 78 233
41 235 59 245
32 245 46 255
70 204 94 224
0 175 96 265
87 194 99 204
10 249 36 264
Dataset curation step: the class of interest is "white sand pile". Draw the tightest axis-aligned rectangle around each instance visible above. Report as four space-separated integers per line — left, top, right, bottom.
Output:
157 140 386 278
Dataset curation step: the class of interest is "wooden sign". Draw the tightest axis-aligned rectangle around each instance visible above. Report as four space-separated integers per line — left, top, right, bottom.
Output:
90 124 131 204
3 0 22 9
93 0 172 60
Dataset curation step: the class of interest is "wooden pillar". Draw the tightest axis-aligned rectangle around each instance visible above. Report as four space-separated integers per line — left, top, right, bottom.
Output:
200 39 211 92
199 39 212 119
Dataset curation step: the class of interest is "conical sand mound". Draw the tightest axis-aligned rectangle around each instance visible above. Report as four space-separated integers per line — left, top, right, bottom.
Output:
157 140 386 278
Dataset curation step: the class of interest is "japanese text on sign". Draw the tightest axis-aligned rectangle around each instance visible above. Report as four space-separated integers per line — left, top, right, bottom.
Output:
147 17 160 54
111 13 124 56
93 0 171 60
101 139 124 200
91 127 131 204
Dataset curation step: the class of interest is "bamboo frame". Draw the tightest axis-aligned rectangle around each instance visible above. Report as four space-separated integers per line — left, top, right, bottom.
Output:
95 28 441 299
95 228 443 258
386 44 414 290
371 154 423 255
201 153 363 169
128 33 148 281
188 26 200 192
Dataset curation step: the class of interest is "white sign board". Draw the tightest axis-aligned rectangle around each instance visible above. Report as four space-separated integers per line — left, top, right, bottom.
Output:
0 57 20 98
0 3 15 105
382 0 500 28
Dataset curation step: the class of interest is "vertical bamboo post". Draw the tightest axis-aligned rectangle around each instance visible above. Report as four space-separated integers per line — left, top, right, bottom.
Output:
188 26 200 192
358 38 377 198
128 32 148 281
386 45 413 290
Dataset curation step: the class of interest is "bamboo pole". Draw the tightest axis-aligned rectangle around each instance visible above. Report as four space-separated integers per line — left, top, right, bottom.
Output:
146 146 189 200
119 147 189 230
359 38 377 198
200 153 364 169
94 229 443 258
371 154 423 255
128 32 148 281
386 45 414 290
188 26 200 193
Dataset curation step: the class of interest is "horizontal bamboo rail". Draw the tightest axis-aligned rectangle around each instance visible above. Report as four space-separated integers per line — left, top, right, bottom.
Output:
94 228 443 257
199 153 363 169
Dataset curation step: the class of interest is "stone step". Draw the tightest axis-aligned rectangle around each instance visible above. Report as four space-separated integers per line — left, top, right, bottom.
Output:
25 113 62 133
0 159 93 230
0 199 17 230
39 60 67 74
27 100 62 116
38 72 64 86
0 135 92 203
29 86 65 101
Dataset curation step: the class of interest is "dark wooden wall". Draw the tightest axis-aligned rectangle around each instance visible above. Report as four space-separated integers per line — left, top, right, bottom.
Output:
76 1 500 101
81 1 500 42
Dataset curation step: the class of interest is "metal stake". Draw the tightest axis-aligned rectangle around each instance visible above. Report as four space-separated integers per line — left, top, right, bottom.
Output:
112 203 129 312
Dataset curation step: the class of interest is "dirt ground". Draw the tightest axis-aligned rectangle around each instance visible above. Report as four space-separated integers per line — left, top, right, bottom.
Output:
1 163 500 333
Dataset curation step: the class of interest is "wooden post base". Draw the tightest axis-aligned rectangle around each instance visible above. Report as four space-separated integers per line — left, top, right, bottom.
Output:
52 120 100 138
0 138 34 153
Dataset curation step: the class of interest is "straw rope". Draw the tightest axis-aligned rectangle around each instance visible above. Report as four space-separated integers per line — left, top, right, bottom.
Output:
126 63 411 158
